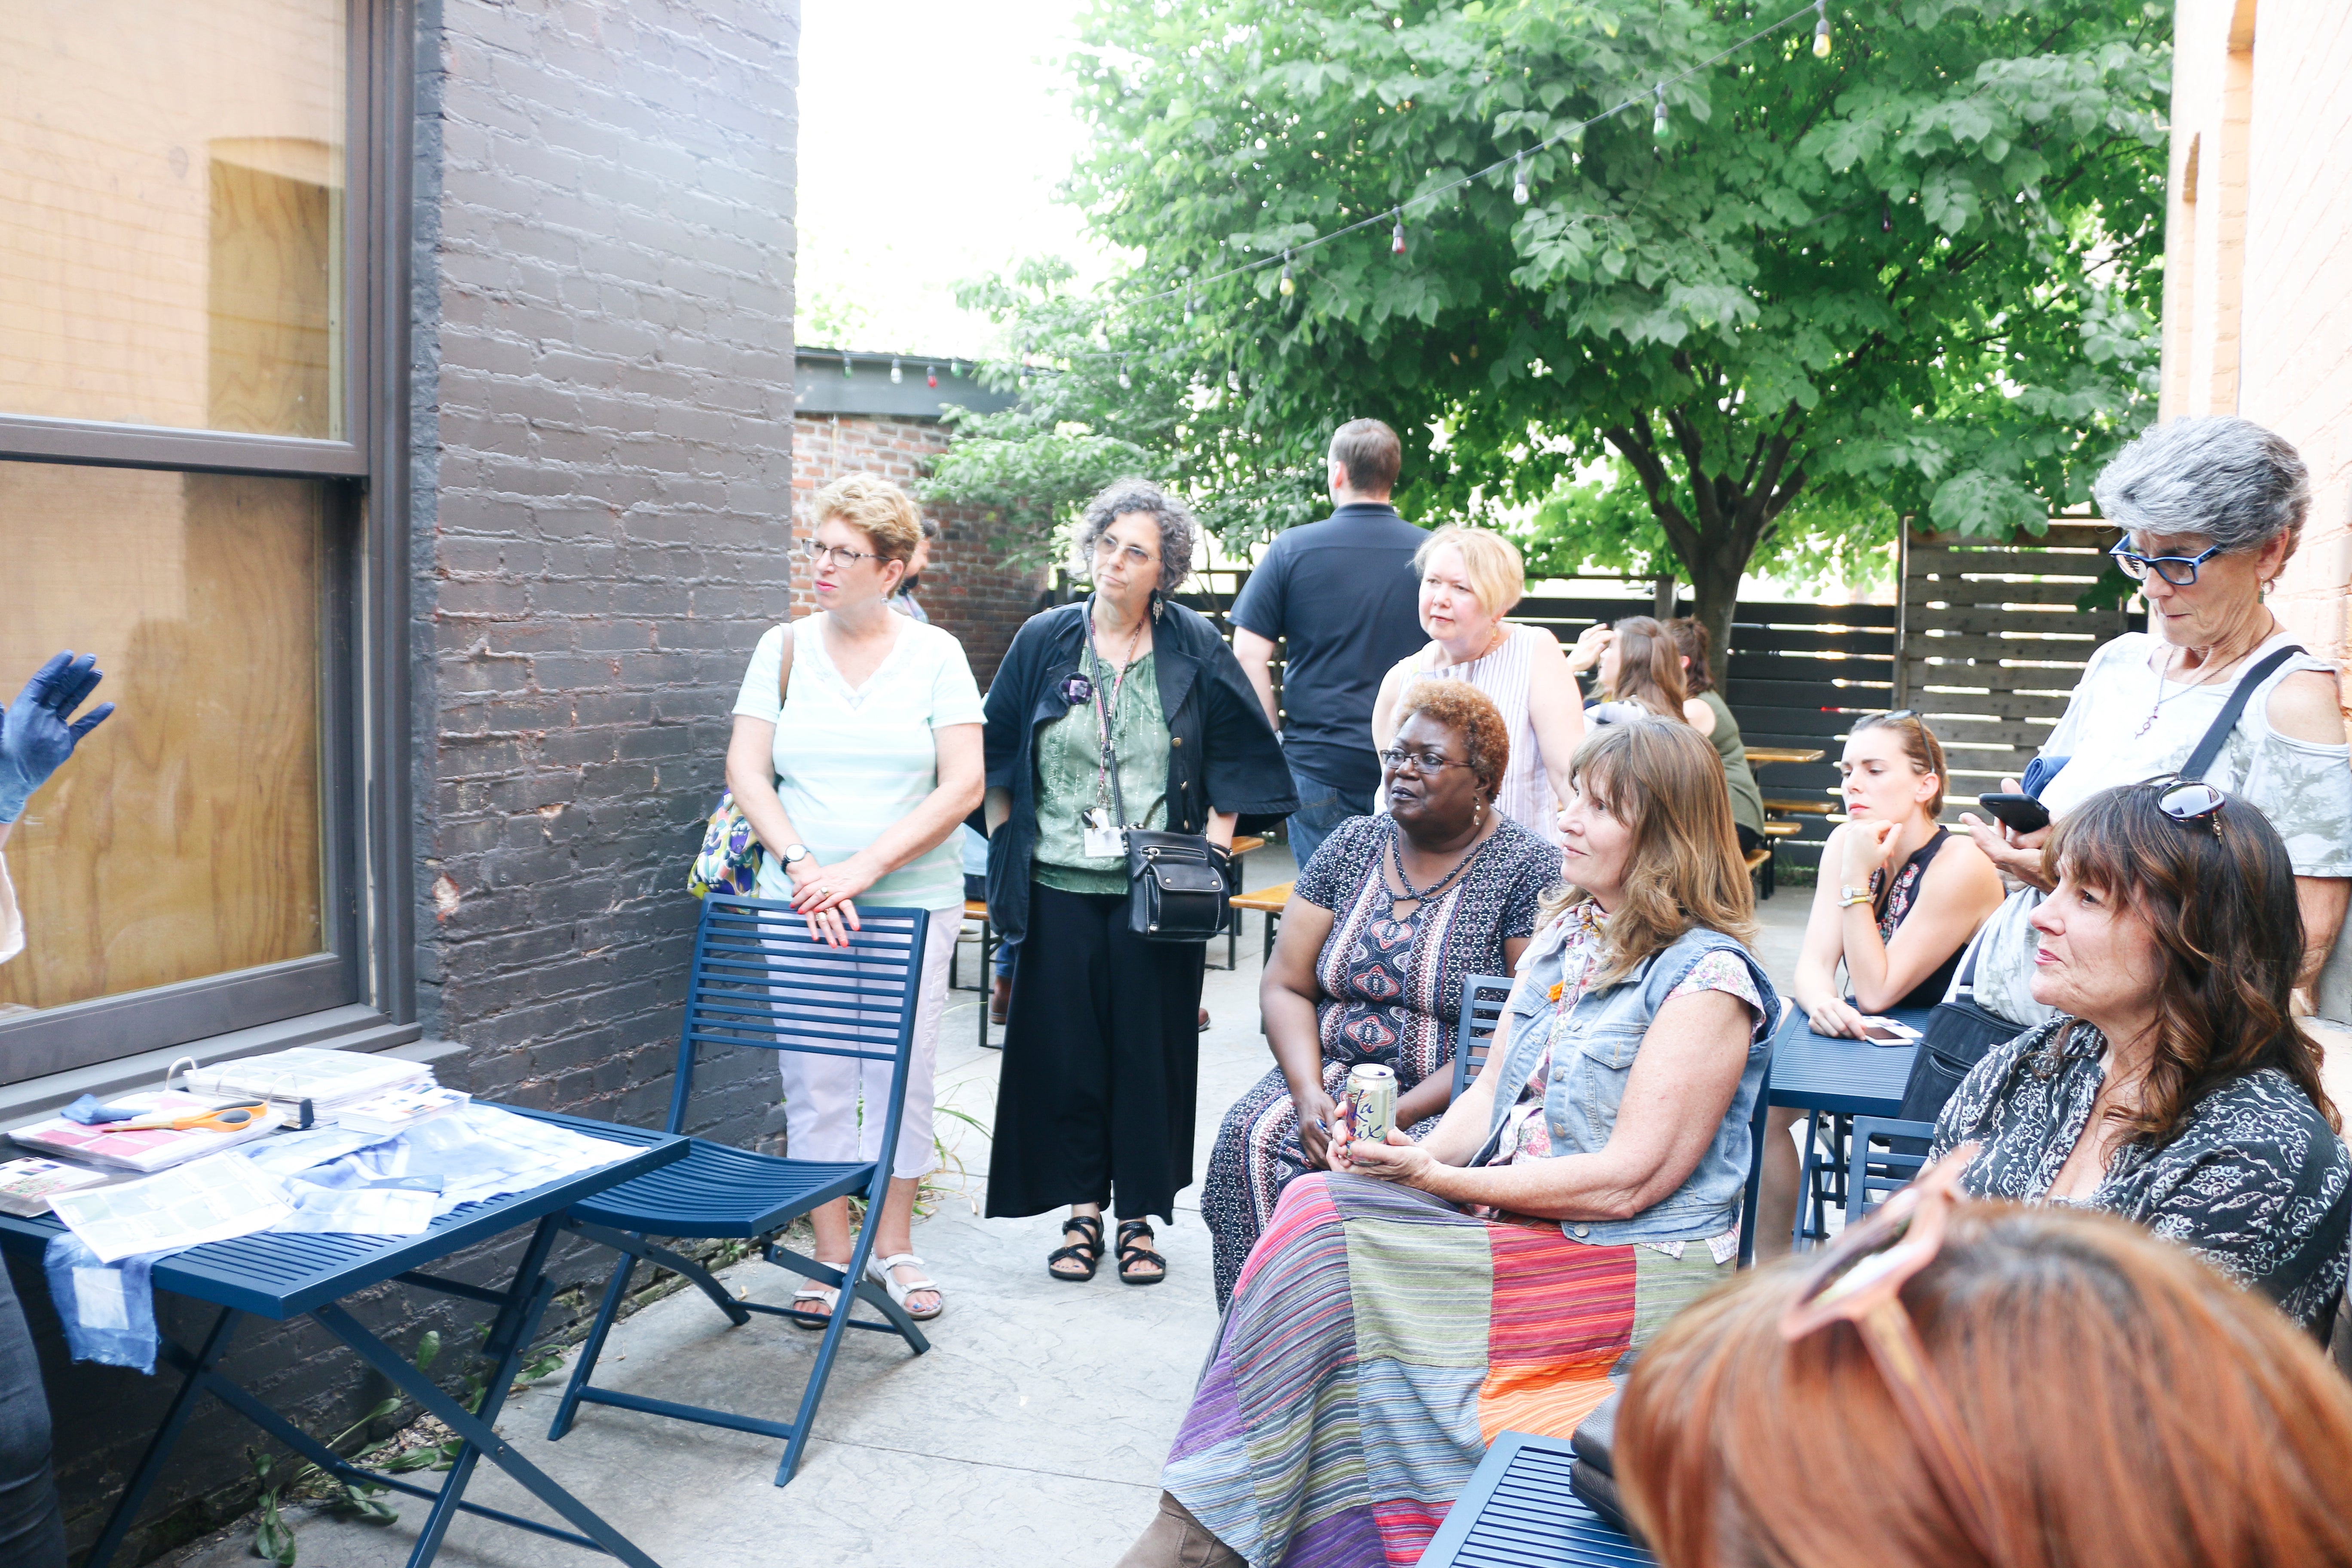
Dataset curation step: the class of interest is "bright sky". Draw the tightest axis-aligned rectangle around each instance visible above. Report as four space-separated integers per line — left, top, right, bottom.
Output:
794 0 1111 360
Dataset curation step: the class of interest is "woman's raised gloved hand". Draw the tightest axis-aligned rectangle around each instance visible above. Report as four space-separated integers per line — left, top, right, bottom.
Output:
0 651 116 823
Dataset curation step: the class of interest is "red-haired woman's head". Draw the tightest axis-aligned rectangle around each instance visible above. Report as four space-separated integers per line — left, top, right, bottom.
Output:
1618 1202 2352 1568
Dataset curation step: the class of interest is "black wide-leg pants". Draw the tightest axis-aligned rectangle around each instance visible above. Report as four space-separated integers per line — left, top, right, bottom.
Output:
985 882 1207 1224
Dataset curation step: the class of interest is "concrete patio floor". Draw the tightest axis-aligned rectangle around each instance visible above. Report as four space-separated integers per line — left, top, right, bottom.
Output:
165 850 1815 1568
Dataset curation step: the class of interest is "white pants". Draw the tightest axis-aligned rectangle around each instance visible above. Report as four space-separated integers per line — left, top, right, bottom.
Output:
775 904 958 1181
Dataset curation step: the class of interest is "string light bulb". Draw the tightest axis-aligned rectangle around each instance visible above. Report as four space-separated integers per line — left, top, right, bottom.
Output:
841 352 853 379
1184 292 1195 325
926 364 938 388
1279 252 1295 295
1512 153 1530 205
1118 360 1132 389
1813 0 1832 58
889 356 903 384
949 359 962 378
1392 212 1407 255
1653 86 1669 141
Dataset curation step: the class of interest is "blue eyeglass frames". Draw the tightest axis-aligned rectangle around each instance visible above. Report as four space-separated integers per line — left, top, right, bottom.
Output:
2109 539 2225 587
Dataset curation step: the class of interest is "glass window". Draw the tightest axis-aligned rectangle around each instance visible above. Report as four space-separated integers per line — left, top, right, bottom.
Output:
0 460 327 1019
0 0 347 437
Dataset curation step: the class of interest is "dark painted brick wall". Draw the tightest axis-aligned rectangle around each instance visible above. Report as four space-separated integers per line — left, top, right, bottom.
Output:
45 1 801 1557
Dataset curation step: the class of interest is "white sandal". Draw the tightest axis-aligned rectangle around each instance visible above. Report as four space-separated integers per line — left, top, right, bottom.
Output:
865 1253 945 1321
788 1273 845 1330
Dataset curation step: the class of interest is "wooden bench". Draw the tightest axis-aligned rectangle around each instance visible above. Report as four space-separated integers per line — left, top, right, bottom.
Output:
1761 796 1836 816
1230 879 1293 965
1208 834 1269 971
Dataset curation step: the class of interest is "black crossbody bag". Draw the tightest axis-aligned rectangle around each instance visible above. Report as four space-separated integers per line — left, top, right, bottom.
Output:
1082 609 1230 944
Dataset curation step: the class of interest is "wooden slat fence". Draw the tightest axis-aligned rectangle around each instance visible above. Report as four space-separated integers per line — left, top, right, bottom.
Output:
1896 521 2140 817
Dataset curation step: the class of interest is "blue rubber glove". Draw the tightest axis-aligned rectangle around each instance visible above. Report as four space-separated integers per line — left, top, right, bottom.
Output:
0 650 116 823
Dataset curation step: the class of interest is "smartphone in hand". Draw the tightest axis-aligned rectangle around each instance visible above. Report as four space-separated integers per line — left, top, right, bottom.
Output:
1974 792 2050 835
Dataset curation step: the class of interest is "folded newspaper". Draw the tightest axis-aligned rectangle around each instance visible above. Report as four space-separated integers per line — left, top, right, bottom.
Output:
48 1155 294 1263
181 1047 431 1111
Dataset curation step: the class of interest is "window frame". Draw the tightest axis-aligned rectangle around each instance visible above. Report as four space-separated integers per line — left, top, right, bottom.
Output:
0 0 416 1086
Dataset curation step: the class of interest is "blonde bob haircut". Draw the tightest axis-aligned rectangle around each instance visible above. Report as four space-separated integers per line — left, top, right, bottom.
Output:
1543 721 1756 985
809 473 922 565
1414 525 1527 619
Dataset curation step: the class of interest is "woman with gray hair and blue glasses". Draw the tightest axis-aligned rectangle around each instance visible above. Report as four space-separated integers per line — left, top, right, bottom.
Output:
1906 416 2352 1123
980 479 1294 1286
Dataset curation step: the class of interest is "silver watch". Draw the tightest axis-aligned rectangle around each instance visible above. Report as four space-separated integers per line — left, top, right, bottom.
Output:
780 843 812 867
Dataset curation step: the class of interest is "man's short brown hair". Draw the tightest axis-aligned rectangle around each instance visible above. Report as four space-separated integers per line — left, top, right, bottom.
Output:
1328 418 1402 496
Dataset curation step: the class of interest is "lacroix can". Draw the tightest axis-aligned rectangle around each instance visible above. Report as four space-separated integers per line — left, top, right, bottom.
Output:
1345 1063 1397 1148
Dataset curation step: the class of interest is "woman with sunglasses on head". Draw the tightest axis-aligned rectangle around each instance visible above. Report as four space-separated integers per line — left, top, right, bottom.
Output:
1117 723 1779 1568
1198 680 1557 1308
726 474 986 1324
980 479 1293 1287
1932 782 2350 1331
1617 1179 2352 1568
1938 419 2352 1123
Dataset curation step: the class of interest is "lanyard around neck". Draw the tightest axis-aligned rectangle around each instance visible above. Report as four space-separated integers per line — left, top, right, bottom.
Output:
1081 600 1146 823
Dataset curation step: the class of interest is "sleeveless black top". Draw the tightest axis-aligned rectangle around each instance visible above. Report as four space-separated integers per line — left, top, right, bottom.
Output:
1859 827 1963 1011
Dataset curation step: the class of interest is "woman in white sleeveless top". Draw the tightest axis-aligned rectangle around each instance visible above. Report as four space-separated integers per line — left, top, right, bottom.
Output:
1370 527 1584 844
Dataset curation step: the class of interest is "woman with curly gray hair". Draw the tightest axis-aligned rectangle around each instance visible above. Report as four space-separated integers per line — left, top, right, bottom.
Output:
980 478 1295 1285
1905 416 2352 1126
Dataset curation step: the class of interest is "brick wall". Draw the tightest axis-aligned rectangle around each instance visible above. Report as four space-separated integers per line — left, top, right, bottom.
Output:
40 1 804 1556
791 410 1049 689
2164 0 2352 675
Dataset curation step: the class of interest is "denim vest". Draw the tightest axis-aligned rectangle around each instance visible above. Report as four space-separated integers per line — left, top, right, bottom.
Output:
1478 914 1780 1245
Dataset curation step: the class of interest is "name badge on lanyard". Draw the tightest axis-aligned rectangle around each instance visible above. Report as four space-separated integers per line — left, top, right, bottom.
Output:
1081 807 1125 861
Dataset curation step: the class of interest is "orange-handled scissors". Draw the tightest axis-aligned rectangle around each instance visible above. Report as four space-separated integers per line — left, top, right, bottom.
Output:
115 1102 270 1133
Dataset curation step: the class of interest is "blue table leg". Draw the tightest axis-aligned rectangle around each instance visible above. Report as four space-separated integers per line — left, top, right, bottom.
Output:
312 1214 660 1568
1794 1109 1825 1250
84 1307 242 1568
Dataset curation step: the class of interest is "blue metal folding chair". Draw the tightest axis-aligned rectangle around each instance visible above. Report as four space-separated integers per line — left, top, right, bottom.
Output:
547 896 931 1485
1843 1116 1937 1225
1450 974 1516 1100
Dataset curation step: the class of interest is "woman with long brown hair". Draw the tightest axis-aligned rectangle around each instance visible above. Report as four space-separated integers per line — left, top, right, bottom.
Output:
1115 723 1781 1568
1570 614 1689 726
1618 1192 2352 1568
1932 781 2350 1329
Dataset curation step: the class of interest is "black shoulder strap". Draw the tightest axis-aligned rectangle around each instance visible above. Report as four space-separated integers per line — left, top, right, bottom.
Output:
2179 645 2306 783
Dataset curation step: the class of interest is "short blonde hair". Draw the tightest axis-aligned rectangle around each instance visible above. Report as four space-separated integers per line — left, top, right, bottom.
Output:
809 473 921 564
1413 526 1525 618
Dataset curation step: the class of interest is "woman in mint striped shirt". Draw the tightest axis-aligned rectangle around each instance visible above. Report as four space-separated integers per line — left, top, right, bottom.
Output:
728 475 984 1323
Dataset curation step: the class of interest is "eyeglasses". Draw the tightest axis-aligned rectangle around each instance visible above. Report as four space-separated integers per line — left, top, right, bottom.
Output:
1378 747 1475 775
1781 1146 2003 1562
2157 779 2226 837
2110 539 2225 587
801 539 881 568
1090 536 1158 570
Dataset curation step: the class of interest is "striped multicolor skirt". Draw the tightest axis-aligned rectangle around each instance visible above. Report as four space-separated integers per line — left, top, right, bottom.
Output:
1164 1172 1728 1568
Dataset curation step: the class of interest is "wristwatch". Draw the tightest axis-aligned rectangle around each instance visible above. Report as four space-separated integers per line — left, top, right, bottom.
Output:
780 843 812 867
1838 885 1873 908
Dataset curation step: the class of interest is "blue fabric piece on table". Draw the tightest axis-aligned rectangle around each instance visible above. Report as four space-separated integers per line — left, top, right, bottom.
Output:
59 1095 137 1126
40 1234 181 1375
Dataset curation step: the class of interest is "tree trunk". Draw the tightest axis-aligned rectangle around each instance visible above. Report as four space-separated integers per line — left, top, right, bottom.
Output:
1680 535 1745 698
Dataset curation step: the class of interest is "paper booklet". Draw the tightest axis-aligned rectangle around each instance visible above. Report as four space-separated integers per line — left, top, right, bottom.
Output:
334 1085 469 1136
49 1153 294 1262
181 1047 431 1111
10 1092 280 1174
0 1157 116 1216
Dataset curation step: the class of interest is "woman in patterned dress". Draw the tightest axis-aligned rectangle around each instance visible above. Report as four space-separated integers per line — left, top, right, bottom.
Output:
1369 527 1584 843
1932 781 2350 1332
1118 722 1780 1568
1200 680 1555 1307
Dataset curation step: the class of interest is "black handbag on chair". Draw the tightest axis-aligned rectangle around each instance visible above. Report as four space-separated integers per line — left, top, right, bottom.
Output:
1083 605 1231 945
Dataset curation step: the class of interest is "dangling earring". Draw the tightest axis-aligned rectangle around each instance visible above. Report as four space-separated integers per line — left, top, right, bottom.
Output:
1150 588 1166 622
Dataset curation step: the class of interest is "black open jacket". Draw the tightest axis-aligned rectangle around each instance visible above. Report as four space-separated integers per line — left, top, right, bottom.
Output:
981 600 1297 945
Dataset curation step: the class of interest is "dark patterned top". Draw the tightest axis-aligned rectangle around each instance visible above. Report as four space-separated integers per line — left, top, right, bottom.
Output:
1931 1019 2352 1330
1868 827 1961 1011
1294 813 1555 1088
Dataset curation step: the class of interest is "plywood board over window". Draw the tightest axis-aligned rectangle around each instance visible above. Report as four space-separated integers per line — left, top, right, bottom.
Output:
0 461 325 1017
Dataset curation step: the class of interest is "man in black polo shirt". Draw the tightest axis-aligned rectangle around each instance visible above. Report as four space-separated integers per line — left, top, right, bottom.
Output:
1230 419 1428 870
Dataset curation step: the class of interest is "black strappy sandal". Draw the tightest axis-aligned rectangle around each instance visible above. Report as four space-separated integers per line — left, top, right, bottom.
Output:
1047 1214 1105 1282
1116 1219 1167 1286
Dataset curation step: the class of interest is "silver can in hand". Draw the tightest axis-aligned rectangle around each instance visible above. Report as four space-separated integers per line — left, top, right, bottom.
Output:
1344 1063 1397 1148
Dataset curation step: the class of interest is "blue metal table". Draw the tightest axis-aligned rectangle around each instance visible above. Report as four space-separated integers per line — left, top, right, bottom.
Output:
1767 1004 1934 1243
0 1106 689 1568
1420 1432 1649 1568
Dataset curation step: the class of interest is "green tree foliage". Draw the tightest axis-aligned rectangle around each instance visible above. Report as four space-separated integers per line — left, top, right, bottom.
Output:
930 0 2168 677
